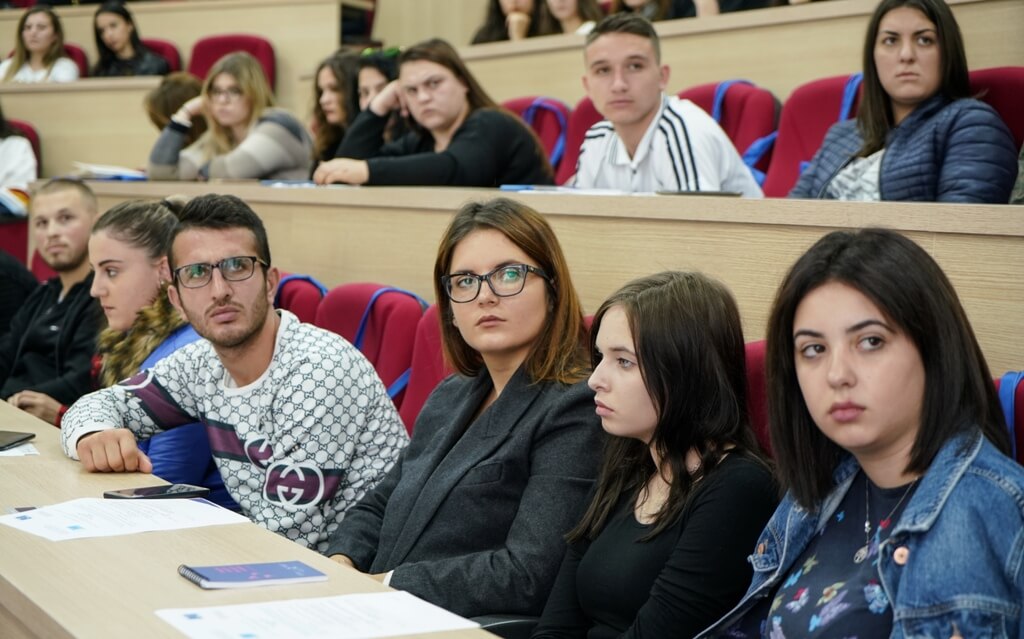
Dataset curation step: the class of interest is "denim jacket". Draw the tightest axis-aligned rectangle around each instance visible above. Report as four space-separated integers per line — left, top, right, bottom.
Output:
697 428 1024 639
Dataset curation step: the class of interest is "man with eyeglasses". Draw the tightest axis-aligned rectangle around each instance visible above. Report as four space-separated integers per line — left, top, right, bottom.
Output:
61 194 408 552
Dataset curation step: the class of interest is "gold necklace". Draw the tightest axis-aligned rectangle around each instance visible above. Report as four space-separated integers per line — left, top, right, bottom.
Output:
853 475 917 564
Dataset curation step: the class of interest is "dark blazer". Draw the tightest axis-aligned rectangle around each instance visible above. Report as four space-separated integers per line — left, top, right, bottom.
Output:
326 366 603 618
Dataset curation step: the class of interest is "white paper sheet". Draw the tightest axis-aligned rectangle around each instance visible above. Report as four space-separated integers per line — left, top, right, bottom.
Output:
0 497 247 541
0 442 39 456
156 591 479 639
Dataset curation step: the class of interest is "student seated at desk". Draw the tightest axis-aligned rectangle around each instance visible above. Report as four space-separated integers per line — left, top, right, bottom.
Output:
698 228 1024 638
610 0 770 19
536 0 605 36
572 14 762 196
4 179 101 424
0 6 79 83
91 2 170 78
790 0 1017 203
325 198 602 618
471 0 541 43
62 194 408 551
532 271 777 639
149 52 312 181
312 39 552 187
311 51 360 164
0 99 36 216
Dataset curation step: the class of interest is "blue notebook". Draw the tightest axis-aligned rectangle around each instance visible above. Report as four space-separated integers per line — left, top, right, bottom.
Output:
178 560 327 589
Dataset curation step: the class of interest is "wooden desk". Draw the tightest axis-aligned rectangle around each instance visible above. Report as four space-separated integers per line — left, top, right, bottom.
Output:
0 403 492 639
0 78 160 178
460 0 1024 104
84 182 1024 375
0 0 346 117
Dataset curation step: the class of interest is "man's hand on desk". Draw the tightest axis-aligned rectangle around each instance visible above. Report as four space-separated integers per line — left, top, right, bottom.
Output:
76 429 152 473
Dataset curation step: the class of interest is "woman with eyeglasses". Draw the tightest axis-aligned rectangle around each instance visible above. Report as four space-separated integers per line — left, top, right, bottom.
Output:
325 198 603 618
312 38 552 187
149 52 312 181
23 199 237 509
532 271 777 638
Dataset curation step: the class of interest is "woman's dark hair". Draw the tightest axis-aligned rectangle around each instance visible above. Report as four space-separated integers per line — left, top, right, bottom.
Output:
857 0 970 155
433 197 588 385
536 0 606 35
92 2 148 75
397 38 552 179
170 193 271 271
766 228 1010 510
311 51 361 161
609 0 676 21
357 50 399 104
143 72 207 146
4 5 66 82
471 0 542 43
570 271 766 541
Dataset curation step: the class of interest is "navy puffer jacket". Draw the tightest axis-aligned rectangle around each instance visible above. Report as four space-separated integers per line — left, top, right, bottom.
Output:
789 95 1017 203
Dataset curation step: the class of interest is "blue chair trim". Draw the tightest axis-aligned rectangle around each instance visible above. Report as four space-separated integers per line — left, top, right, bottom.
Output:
999 371 1022 460
522 97 569 169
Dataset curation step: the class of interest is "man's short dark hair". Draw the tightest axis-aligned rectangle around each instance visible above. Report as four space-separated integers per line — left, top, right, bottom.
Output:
585 13 661 63
33 178 98 216
170 194 271 270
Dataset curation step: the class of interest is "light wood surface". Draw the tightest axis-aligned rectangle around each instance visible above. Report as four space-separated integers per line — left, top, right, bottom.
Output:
372 0 488 48
459 0 1024 104
0 402 493 639
83 182 1024 375
0 77 160 178
0 0 344 117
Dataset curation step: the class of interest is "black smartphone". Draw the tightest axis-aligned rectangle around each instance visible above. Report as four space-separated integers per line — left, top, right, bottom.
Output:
103 484 211 499
0 430 35 451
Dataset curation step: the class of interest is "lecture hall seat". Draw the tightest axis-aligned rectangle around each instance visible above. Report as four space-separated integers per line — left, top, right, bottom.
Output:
314 283 426 411
744 339 771 455
141 37 182 73
502 96 571 173
969 66 1024 150
397 304 451 433
6 118 40 178
187 34 275 89
555 96 603 185
761 73 862 198
273 272 327 324
62 43 89 77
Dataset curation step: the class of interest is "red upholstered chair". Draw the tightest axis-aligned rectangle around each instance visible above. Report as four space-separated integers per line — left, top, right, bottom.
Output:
273 273 327 324
6 119 40 178
0 220 29 266
187 34 275 89
555 96 604 185
63 43 89 77
398 304 452 433
677 81 780 177
969 66 1024 150
761 73 862 198
141 38 182 72
745 340 771 455
995 372 1024 465
314 283 427 410
502 96 571 173
30 250 56 282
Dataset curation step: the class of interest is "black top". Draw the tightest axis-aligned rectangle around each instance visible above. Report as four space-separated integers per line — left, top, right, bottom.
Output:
0 250 38 335
0 273 101 405
92 48 170 78
532 454 778 639
335 107 553 187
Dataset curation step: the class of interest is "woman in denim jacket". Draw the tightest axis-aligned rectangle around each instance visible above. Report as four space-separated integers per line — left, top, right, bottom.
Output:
698 228 1024 638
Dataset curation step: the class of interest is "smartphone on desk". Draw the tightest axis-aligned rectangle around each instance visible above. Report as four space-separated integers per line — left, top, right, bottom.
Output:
103 484 210 499
0 430 35 450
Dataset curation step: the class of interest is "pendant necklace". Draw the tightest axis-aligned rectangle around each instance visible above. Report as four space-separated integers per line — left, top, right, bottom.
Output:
853 474 917 564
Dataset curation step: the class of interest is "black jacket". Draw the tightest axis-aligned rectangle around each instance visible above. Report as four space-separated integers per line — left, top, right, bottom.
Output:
0 272 102 405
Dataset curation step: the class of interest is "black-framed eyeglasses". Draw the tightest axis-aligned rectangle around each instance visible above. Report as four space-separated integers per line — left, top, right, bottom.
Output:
441 264 549 303
173 256 267 289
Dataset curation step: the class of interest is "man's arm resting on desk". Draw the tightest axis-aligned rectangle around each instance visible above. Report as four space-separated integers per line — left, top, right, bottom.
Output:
74 428 152 473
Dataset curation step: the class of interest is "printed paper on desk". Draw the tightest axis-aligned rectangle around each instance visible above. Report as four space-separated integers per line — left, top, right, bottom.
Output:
0 497 247 541
0 443 39 456
156 591 479 639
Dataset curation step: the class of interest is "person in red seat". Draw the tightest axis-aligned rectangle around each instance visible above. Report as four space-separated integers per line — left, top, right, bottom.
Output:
91 2 170 78
149 52 312 181
0 6 78 83
790 0 1017 203
533 271 776 638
